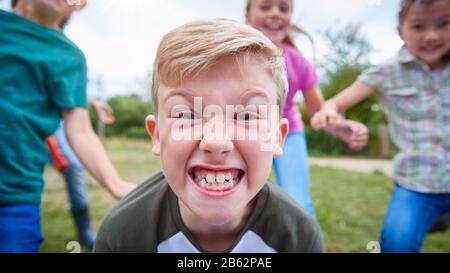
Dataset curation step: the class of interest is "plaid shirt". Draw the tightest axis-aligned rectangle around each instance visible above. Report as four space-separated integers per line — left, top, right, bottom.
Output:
358 46 450 193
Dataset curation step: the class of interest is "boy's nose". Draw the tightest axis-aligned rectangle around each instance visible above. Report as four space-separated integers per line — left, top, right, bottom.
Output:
199 137 234 156
199 118 234 156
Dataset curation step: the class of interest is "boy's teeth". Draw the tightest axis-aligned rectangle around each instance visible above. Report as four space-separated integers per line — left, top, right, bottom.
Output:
192 168 241 191
216 173 225 183
200 179 207 187
225 173 232 180
206 174 215 183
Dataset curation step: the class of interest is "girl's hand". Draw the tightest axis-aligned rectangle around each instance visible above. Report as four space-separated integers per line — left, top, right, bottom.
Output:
310 100 341 129
331 120 369 151
90 99 115 124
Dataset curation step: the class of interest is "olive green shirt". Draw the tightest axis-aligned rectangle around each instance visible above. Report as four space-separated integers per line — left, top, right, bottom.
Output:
94 172 324 253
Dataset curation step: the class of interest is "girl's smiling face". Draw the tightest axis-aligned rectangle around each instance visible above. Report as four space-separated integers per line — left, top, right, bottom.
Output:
399 0 450 69
246 0 293 47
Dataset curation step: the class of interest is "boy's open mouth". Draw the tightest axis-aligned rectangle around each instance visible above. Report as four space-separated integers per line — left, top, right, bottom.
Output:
188 166 245 193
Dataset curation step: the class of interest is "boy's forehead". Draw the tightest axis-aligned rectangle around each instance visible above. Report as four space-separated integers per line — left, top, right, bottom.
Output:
154 53 283 116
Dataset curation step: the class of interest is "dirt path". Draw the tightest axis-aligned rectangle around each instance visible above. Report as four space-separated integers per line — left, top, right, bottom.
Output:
309 157 393 177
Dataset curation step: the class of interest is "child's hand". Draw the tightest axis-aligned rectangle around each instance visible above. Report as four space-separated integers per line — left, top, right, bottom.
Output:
310 100 341 129
90 99 115 125
331 120 369 151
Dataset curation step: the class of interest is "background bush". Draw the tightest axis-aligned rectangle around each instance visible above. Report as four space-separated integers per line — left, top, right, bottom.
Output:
90 94 153 139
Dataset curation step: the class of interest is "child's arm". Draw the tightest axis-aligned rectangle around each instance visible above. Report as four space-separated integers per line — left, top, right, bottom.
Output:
310 81 377 129
63 107 137 199
302 85 325 117
303 85 370 150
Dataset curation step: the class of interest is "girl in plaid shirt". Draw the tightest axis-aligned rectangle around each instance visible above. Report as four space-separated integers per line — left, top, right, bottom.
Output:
312 0 450 252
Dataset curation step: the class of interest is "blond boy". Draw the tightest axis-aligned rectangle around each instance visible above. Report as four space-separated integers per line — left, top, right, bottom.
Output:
94 19 323 253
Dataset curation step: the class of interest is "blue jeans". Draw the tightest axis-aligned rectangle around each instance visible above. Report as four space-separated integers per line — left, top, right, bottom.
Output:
0 204 43 253
381 183 450 253
273 131 316 219
52 122 89 209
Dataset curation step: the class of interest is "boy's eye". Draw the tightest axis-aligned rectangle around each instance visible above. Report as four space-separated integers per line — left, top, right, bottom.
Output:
411 24 424 30
173 111 196 120
234 111 259 121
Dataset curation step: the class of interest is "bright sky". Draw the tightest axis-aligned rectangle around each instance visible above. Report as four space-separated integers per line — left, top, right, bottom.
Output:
1 0 404 99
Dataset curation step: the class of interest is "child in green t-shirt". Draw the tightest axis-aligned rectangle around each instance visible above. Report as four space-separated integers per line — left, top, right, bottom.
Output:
0 0 136 253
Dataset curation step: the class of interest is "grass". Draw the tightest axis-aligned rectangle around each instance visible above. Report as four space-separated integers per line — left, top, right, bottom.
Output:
40 138 450 253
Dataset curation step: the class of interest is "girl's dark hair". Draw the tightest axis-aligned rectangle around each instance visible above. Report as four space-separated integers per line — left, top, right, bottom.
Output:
11 0 70 29
245 0 314 50
399 0 449 24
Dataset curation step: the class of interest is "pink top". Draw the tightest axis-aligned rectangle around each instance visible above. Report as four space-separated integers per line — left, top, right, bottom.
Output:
282 43 318 132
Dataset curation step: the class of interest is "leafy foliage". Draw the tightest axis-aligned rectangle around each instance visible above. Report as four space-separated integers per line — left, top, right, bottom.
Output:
90 94 153 138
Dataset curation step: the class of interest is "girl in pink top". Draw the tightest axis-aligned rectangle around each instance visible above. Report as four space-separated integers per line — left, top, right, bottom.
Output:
246 0 369 218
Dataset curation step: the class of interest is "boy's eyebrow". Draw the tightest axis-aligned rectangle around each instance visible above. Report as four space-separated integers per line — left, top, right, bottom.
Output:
162 88 195 104
239 88 273 103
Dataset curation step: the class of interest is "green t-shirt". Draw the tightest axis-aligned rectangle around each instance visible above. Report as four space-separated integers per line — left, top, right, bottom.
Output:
94 172 324 253
0 10 88 204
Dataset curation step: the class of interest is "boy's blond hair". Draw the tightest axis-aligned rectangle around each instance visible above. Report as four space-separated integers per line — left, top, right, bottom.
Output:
151 18 288 116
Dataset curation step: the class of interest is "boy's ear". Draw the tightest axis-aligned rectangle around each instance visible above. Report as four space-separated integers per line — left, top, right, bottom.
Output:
146 115 161 156
273 118 289 157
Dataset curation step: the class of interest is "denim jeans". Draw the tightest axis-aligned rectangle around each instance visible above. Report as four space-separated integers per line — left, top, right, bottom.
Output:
273 131 316 219
52 122 89 209
0 204 43 253
381 183 450 252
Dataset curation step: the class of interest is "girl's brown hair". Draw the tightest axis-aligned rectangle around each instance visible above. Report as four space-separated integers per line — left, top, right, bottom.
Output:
245 0 313 49
398 0 440 24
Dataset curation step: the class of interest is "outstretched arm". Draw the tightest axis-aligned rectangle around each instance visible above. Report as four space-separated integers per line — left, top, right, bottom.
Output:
63 107 136 199
304 82 375 150
310 81 377 129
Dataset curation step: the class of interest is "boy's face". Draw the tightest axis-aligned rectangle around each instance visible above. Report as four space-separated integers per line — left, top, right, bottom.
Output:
147 56 288 227
399 0 450 69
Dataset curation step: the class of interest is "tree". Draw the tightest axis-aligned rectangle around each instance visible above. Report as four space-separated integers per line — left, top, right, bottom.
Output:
319 22 386 126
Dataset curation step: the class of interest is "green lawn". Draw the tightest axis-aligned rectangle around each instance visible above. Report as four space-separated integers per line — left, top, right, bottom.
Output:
41 138 450 253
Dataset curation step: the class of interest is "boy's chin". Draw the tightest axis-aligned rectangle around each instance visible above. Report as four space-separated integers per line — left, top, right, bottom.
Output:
197 209 239 226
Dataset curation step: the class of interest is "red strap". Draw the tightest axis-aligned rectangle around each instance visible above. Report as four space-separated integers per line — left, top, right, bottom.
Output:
46 135 69 172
